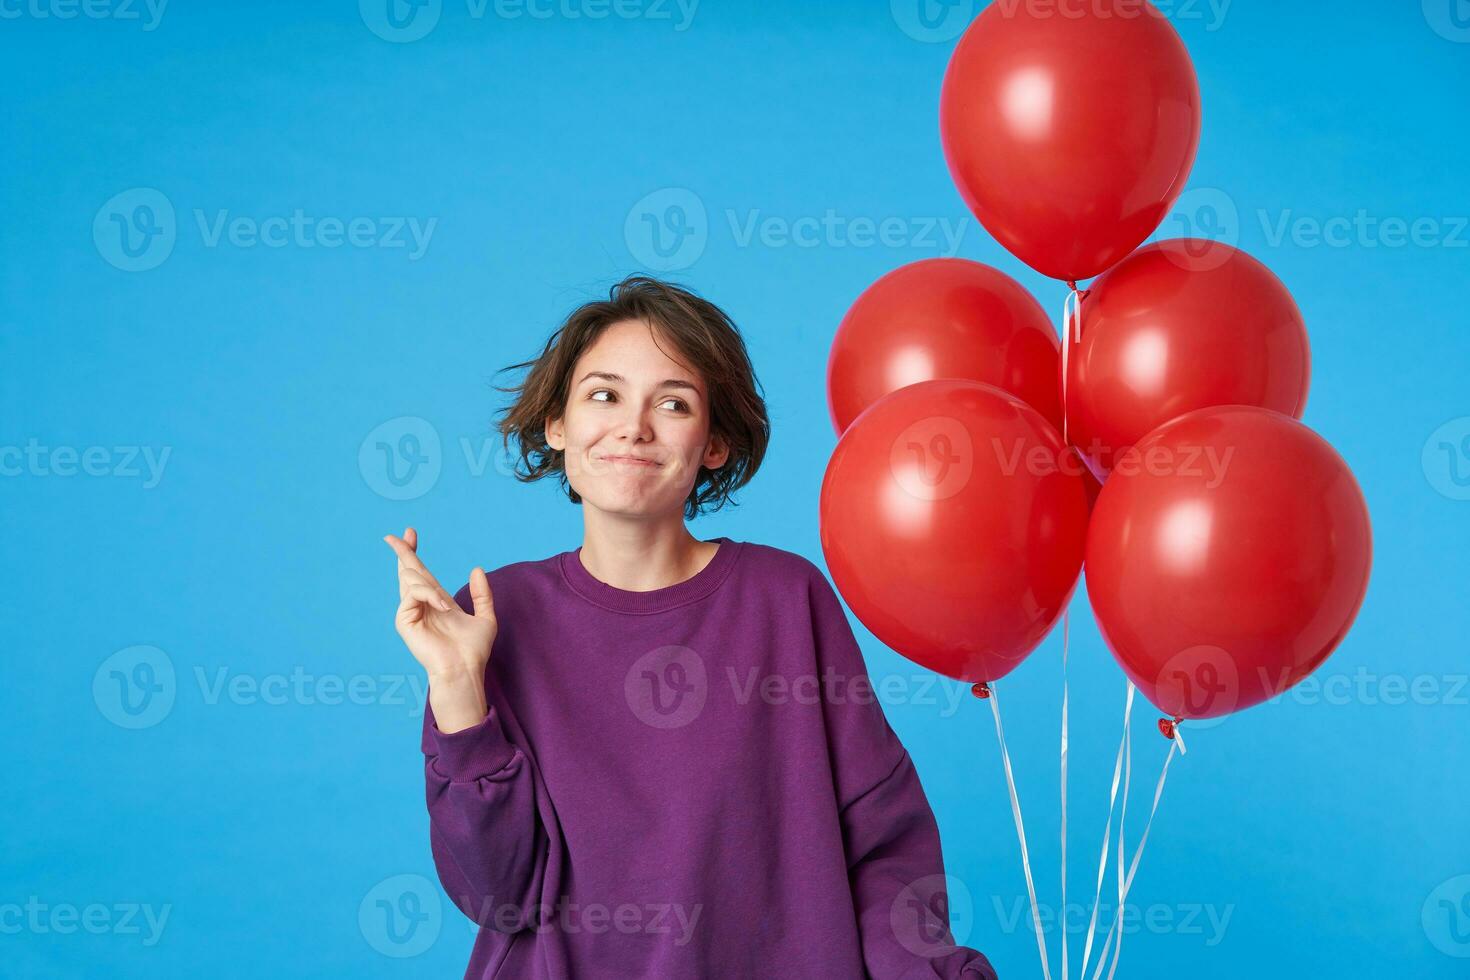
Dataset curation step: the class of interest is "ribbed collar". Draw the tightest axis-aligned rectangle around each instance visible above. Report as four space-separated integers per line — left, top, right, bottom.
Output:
558 536 742 615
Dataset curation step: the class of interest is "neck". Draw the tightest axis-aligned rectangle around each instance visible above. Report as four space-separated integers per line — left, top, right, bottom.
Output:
577 513 718 593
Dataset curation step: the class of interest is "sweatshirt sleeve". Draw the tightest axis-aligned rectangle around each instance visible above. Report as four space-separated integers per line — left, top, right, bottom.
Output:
421 593 551 933
808 568 1000 980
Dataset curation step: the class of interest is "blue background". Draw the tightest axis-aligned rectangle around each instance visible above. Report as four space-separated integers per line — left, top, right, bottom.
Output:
3 0 1468 976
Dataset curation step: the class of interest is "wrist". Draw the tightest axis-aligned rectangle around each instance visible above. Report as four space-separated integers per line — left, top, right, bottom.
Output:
427 667 489 734
426 662 486 690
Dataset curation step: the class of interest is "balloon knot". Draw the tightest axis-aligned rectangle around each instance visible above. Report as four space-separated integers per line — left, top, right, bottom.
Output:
1157 717 1181 740
970 682 992 699
1066 280 1079 292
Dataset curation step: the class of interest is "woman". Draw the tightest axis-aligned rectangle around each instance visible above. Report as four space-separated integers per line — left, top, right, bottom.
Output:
383 276 997 979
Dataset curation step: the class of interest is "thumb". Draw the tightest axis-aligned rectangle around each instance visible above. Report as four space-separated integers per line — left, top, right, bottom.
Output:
468 567 495 620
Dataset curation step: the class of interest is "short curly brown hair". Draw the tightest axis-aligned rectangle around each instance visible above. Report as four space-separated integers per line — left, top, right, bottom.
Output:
493 276 770 520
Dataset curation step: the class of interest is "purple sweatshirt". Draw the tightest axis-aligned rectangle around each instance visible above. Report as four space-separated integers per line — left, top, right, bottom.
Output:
421 535 998 979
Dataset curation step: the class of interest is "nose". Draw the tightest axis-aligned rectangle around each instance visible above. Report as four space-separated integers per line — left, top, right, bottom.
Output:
612 401 656 445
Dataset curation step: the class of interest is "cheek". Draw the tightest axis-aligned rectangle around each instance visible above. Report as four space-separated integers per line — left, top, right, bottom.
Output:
560 414 603 449
662 425 704 453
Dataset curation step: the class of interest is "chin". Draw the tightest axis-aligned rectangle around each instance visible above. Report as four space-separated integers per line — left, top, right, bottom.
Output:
580 485 687 520
578 488 656 516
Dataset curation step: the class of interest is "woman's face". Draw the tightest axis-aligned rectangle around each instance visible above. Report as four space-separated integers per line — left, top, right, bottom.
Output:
547 318 729 520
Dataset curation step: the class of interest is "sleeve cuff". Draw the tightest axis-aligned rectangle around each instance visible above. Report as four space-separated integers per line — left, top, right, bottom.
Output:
423 703 521 781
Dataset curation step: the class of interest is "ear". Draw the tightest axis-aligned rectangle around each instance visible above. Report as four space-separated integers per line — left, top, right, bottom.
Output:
703 432 731 471
546 415 565 451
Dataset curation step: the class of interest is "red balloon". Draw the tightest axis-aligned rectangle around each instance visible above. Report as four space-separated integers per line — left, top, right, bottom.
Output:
828 259 1062 437
820 379 1090 683
1065 240 1311 477
1085 406 1372 720
1081 463 1102 513
940 1 1201 281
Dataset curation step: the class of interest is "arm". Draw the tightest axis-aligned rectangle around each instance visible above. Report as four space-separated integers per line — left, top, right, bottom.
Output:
383 527 551 932
422 674 550 932
808 570 1000 980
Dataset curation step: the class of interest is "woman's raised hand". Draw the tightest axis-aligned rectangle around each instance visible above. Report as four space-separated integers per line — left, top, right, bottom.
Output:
384 527 496 732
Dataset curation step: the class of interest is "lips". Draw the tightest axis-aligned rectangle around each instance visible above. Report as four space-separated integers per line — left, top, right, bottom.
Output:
599 453 661 467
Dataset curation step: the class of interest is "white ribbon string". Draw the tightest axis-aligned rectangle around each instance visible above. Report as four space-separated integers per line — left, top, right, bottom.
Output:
1078 683 1135 978
1087 683 1133 980
987 683 1054 980
1103 737 1180 980
1057 285 1184 977
1106 694 1133 979
1059 610 1071 980
1058 283 1082 980
1091 721 1183 980
1061 287 1083 398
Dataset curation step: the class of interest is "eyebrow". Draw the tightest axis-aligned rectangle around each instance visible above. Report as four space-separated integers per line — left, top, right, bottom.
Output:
576 371 700 393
